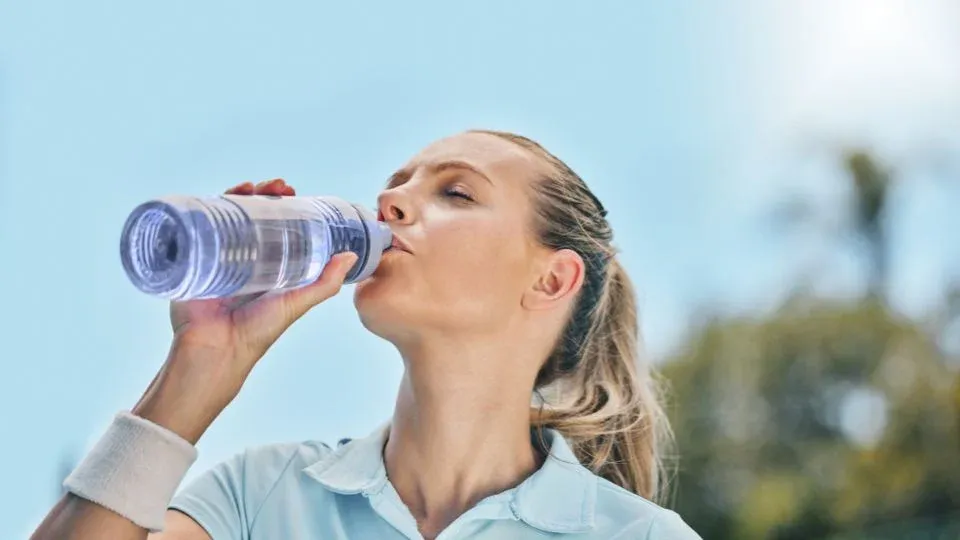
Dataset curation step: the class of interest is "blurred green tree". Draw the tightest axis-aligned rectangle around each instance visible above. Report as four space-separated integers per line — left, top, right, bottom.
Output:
662 152 960 538
664 300 960 538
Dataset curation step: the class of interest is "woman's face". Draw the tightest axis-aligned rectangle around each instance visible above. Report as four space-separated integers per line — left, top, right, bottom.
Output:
353 132 554 345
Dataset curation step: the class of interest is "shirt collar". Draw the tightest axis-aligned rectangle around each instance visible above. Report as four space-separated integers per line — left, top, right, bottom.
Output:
301 422 598 534
302 421 391 496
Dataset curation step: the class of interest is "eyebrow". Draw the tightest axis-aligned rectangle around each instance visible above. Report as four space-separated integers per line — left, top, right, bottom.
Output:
386 160 493 189
431 160 493 185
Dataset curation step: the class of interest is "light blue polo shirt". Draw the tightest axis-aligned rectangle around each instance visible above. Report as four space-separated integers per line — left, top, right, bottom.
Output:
169 423 700 539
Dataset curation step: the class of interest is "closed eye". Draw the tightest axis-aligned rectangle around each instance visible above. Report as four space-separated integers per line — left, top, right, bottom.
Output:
444 188 475 202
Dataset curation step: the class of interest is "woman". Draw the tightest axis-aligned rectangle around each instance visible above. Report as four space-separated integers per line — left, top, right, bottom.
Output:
32 130 700 539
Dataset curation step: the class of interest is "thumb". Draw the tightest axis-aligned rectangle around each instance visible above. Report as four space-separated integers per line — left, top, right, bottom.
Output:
287 251 360 311
273 251 359 325
233 251 359 353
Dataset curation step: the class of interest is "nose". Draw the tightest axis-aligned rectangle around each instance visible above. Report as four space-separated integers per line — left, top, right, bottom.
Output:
377 189 415 224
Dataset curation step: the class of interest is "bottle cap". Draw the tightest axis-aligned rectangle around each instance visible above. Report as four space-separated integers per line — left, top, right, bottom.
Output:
348 204 393 283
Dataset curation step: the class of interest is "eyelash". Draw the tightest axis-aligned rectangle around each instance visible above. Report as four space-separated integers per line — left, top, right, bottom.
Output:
444 187 474 202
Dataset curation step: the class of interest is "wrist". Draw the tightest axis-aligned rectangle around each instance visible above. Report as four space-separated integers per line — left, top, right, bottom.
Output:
131 398 210 446
132 376 222 445
63 411 199 532
132 347 235 445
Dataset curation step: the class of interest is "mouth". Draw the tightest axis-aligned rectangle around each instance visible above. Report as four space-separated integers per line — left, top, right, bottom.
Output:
389 235 413 254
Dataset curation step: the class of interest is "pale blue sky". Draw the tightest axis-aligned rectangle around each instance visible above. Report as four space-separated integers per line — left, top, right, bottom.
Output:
2 1 958 536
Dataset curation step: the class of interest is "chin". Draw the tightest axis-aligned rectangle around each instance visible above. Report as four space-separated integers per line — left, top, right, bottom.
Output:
353 276 416 340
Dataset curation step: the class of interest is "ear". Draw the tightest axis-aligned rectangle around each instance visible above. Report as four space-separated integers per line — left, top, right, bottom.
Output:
521 248 585 311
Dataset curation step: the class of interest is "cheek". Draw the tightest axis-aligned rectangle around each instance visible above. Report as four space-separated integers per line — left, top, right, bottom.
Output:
353 207 535 335
425 223 530 307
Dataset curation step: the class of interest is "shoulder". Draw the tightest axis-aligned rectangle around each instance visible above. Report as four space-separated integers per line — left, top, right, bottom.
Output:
173 439 336 507
240 439 334 469
170 439 337 538
174 439 335 500
231 439 335 488
594 479 702 539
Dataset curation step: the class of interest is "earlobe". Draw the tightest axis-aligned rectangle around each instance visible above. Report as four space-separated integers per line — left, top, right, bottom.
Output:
521 249 585 311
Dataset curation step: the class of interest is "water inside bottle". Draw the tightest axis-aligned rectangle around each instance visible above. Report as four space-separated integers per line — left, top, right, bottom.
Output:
121 195 391 300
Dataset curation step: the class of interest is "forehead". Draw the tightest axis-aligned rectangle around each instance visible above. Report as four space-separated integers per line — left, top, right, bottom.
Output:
405 132 550 183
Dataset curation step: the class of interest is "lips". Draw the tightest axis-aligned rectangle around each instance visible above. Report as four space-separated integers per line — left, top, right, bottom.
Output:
390 235 413 254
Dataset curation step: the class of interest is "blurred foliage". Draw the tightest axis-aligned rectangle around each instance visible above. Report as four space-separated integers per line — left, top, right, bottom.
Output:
663 299 960 538
662 152 960 538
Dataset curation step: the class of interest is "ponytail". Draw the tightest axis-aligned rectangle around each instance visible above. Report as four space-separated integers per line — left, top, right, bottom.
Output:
468 128 674 502
532 259 672 501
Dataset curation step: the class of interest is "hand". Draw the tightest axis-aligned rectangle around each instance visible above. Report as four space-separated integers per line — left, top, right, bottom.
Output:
132 179 358 444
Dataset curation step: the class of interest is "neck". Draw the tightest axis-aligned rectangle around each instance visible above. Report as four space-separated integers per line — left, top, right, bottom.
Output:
384 336 544 538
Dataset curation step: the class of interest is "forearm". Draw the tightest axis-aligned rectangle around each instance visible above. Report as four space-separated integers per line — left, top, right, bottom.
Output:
31 494 149 540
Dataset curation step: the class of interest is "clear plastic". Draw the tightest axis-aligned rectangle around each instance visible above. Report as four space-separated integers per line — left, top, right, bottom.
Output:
119 194 393 300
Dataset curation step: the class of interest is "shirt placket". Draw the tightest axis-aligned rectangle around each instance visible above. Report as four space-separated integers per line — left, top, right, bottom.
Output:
365 479 424 540
366 481 522 540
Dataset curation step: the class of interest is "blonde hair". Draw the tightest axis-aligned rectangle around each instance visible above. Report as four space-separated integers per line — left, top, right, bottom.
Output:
472 130 674 502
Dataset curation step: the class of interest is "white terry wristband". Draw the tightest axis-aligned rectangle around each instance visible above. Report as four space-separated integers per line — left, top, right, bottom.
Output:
63 411 199 533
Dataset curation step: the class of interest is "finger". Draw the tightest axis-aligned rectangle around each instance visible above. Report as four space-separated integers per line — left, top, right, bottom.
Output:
260 183 288 197
254 178 281 188
232 252 359 351
254 178 286 195
286 252 359 311
225 182 255 195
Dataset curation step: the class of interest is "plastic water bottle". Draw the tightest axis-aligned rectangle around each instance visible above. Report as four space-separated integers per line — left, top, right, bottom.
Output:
119 194 393 300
